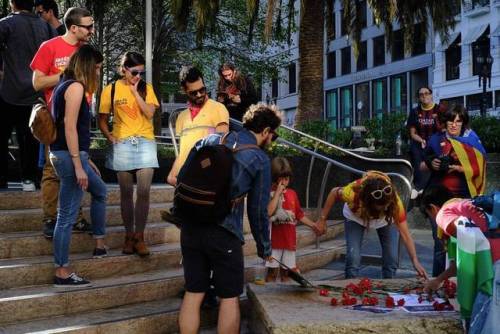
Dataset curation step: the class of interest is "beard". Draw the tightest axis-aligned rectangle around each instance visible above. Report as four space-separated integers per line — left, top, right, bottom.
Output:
188 94 206 107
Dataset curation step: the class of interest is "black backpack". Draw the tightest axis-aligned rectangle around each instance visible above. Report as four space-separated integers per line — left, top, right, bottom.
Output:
174 132 258 224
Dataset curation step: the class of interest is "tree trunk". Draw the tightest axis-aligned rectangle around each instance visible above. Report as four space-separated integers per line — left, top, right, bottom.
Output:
296 0 324 125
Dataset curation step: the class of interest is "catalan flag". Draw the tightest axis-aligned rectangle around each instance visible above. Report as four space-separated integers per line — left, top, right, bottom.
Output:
448 130 486 197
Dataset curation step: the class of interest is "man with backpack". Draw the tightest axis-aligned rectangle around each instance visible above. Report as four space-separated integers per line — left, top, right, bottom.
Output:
30 7 94 238
177 103 281 334
0 0 54 191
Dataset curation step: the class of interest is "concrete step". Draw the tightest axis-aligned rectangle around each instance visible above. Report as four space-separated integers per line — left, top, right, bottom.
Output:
0 202 171 234
0 184 174 210
0 238 345 330
0 221 343 289
0 222 178 259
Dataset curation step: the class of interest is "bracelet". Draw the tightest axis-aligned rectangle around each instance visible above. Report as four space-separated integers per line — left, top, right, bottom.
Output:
70 153 79 158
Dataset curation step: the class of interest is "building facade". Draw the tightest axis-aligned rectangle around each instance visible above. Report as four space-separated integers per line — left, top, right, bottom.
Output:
265 0 500 128
433 0 500 116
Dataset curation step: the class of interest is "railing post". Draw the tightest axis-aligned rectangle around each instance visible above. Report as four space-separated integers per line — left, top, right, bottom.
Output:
315 162 332 249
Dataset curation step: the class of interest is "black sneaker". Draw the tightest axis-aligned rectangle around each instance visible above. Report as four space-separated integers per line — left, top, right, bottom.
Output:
73 218 92 234
54 273 91 287
92 247 107 258
43 219 56 239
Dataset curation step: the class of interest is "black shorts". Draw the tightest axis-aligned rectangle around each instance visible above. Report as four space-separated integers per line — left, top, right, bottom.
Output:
180 223 244 298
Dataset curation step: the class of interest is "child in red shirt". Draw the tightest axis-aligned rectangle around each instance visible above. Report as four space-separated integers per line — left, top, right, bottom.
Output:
265 157 320 282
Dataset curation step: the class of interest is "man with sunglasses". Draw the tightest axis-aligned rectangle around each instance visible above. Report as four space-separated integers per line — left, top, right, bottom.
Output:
30 7 94 238
35 0 65 36
167 66 229 186
179 103 281 334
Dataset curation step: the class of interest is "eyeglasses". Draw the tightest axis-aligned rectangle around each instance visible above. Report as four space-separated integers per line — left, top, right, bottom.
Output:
126 68 146 77
76 23 94 31
270 130 279 142
186 86 207 97
370 185 392 200
419 92 431 97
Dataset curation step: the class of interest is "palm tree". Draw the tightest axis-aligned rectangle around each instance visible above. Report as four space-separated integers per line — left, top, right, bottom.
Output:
170 0 461 126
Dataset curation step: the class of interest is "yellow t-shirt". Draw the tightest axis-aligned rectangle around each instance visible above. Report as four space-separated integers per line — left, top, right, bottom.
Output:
99 80 160 140
174 99 229 174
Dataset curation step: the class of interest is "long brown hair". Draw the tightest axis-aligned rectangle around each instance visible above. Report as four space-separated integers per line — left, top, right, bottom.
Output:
63 44 103 95
355 171 400 225
217 62 247 93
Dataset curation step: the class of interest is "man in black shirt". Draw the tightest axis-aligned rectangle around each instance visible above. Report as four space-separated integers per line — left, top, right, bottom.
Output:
35 0 65 35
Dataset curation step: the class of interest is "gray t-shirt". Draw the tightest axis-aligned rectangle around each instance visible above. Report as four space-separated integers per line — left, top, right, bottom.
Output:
0 12 55 106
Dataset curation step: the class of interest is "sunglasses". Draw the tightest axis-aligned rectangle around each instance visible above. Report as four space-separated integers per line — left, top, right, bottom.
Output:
76 23 94 31
370 185 392 200
186 86 207 97
126 68 146 77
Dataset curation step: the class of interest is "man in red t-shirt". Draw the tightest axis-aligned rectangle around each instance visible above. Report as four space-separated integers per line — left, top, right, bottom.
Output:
30 7 94 238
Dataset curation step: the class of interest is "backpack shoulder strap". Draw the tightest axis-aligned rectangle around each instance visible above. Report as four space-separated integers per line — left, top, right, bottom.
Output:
110 81 116 117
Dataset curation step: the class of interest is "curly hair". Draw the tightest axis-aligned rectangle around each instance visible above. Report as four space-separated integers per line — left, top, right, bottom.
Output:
355 171 400 225
242 103 282 133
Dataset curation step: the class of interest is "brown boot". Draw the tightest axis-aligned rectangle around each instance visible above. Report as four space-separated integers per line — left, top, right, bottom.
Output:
265 268 279 282
279 267 289 282
122 232 135 255
133 232 150 257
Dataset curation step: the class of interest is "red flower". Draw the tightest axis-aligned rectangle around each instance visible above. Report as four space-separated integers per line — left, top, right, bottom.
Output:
362 297 370 305
359 278 372 291
330 297 338 306
385 296 395 308
369 297 378 306
433 301 446 311
397 298 405 306
319 289 329 297
349 297 357 305
403 287 411 294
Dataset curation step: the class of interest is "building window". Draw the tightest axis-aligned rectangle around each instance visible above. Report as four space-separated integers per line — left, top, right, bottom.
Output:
390 73 407 114
326 89 338 129
341 47 351 75
327 51 336 78
372 78 387 118
359 1 367 28
446 35 461 81
373 35 385 67
466 92 493 112
288 63 296 94
284 108 296 126
328 10 336 40
340 86 353 128
496 90 500 109
410 69 428 108
341 10 348 36
271 78 278 98
355 82 370 125
472 27 490 76
440 96 464 110
412 23 426 56
392 29 405 61
356 41 367 71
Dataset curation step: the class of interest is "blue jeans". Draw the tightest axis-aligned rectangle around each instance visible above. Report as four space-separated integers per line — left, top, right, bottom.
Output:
50 151 107 267
429 217 446 277
409 141 429 190
469 260 500 334
344 220 398 278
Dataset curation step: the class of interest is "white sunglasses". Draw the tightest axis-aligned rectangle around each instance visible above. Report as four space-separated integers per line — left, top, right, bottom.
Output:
370 185 392 200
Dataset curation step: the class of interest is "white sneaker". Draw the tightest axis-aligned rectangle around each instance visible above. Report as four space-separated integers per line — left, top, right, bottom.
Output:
410 189 419 200
22 180 36 192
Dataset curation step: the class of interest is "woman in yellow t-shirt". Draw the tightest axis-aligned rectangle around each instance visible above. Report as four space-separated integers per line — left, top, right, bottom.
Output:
98 52 159 257
317 171 428 280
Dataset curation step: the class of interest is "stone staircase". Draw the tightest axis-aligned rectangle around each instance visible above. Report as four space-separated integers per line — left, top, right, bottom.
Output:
0 185 345 333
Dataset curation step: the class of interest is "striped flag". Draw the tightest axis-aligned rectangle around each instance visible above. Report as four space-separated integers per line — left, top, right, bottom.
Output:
449 130 486 197
452 217 493 319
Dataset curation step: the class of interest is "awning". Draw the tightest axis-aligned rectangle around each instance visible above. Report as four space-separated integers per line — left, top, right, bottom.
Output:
462 24 489 45
492 24 500 37
437 32 460 51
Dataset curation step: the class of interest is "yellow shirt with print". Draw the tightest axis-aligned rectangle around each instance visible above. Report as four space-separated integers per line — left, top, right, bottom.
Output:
174 99 229 174
100 80 160 140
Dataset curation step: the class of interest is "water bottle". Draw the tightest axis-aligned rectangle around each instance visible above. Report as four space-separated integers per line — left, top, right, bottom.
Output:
395 133 402 156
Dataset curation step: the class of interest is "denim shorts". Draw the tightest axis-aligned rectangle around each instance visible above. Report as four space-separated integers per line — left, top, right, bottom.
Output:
106 136 159 171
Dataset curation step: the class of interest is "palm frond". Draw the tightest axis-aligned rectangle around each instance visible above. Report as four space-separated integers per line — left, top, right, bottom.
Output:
265 0 277 42
170 0 193 32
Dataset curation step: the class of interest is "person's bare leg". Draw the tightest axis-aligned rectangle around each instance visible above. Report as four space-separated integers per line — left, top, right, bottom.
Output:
179 291 205 334
217 297 240 334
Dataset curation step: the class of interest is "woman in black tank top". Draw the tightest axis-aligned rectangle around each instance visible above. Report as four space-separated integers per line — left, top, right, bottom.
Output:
49 45 108 287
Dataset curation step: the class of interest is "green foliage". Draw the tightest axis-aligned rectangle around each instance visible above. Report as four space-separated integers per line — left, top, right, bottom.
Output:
362 113 407 155
157 144 177 158
296 120 330 140
471 116 500 153
329 128 352 148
